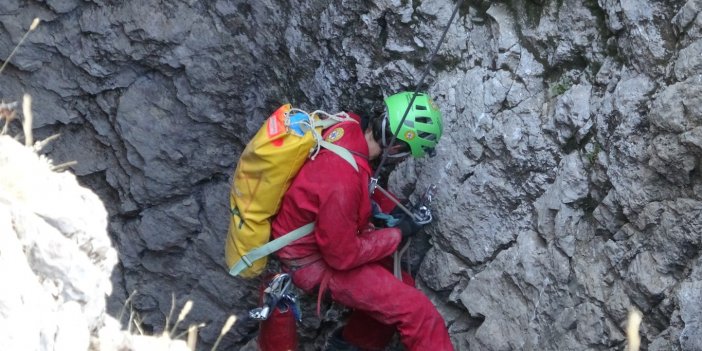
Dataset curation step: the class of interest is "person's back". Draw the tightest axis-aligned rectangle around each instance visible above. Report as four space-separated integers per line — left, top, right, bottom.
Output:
271 117 401 292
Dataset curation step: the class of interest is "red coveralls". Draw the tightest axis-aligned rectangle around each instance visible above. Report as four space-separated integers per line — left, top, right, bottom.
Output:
271 118 454 351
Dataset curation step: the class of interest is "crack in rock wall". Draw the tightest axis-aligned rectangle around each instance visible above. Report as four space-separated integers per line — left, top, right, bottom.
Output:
1 0 701 350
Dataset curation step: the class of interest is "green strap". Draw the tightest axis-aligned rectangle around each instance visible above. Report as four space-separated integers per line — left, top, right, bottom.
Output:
318 139 358 172
228 222 316 277
312 117 359 171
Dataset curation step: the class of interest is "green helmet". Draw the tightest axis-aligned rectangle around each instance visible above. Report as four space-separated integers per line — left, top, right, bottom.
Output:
383 91 443 158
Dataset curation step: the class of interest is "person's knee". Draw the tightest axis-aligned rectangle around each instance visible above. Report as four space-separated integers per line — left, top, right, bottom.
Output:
415 293 448 326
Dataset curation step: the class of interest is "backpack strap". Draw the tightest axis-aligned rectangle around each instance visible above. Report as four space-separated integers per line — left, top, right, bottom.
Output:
287 109 360 172
228 222 316 277
310 117 359 172
317 139 358 171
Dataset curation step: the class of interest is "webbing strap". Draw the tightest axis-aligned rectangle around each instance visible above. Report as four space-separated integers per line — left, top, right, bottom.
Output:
314 118 343 129
309 117 359 172
318 139 358 171
228 222 316 277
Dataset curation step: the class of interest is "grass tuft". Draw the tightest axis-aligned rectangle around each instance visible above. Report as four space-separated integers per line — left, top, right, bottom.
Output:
626 307 642 351
169 300 193 338
210 315 237 351
0 17 40 76
21 94 33 147
0 101 18 134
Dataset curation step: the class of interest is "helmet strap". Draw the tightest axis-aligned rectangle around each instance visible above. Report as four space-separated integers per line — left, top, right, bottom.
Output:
381 113 410 159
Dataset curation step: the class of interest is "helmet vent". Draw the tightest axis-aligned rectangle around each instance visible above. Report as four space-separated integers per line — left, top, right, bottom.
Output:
418 131 436 140
416 116 433 124
415 105 427 110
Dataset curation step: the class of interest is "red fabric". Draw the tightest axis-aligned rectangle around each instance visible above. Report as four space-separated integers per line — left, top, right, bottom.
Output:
372 188 402 214
346 111 362 123
271 120 454 351
341 258 416 350
271 120 399 270
258 307 297 351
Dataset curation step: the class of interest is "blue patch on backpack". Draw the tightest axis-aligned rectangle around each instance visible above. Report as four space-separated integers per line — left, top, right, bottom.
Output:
288 112 310 136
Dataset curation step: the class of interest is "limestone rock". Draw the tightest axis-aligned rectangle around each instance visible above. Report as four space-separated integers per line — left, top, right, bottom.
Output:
1 0 701 349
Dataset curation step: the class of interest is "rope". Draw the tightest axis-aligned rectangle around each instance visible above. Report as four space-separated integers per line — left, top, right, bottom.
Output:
371 0 464 188
287 108 321 158
286 108 357 160
309 109 354 122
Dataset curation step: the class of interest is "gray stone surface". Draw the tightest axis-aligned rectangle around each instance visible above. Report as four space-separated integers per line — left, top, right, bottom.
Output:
1 0 702 350
678 257 702 351
0 135 191 350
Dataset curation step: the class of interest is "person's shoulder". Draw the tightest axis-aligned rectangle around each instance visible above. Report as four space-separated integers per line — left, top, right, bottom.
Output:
322 119 363 143
345 111 362 123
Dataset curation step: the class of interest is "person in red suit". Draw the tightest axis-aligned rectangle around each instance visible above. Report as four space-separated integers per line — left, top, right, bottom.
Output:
270 92 453 351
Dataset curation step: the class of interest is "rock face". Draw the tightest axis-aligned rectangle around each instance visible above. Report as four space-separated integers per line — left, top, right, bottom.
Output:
0 135 116 350
0 135 192 351
1 0 701 350
0 135 190 351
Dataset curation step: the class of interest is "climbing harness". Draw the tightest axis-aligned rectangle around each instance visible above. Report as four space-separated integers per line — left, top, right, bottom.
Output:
249 273 301 321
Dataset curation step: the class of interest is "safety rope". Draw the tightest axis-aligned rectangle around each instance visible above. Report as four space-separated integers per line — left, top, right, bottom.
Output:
370 0 464 190
371 0 464 282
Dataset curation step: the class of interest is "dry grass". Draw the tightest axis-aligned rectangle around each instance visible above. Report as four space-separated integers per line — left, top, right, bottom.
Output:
1 19 39 148
118 291 237 351
0 18 40 76
0 101 18 134
626 307 643 351
1 20 76 173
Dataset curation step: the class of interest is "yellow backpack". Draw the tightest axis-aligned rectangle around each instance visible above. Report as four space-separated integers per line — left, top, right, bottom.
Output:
225 104 358 278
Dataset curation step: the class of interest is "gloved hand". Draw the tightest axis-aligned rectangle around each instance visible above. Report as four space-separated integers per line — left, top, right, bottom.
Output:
395 213 423 240
389 201 414 217
372 200 402 227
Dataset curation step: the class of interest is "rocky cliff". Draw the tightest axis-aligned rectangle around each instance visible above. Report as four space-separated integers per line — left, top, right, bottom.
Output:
1 0 701 350
0 132 194 350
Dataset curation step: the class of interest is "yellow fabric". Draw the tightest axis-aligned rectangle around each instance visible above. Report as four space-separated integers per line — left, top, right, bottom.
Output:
225 104 320 278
